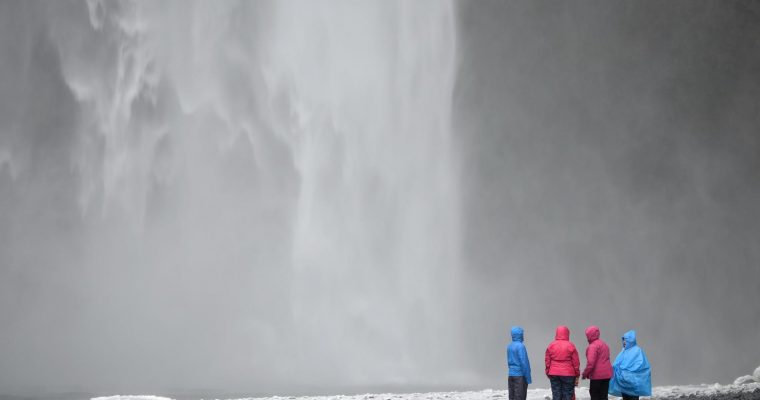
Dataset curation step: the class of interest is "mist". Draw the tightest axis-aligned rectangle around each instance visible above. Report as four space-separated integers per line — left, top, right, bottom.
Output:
0 0 759 397
455 0 760 390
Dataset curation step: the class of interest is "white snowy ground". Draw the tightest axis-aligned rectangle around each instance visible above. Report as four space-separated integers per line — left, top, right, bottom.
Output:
92 366 760 400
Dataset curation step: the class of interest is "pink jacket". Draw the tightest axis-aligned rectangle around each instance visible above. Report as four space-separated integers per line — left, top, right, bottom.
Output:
545 326 580 377
582 326 613 380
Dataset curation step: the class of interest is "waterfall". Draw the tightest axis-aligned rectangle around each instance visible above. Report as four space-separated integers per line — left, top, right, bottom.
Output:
264 1 461 383
1 0 463 389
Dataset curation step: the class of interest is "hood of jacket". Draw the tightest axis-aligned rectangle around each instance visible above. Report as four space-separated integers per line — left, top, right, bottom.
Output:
555 325 570 340
511 326 524 342
622 330 637 349
585 325 600 343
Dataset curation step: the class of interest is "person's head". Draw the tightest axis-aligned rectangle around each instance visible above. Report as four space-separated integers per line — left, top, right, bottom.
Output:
622 330 637 349
585 325 600 343
511 326 524 342
555 325 570 341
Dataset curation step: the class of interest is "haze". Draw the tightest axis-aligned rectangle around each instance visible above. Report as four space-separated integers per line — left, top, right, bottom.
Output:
0 0 758 397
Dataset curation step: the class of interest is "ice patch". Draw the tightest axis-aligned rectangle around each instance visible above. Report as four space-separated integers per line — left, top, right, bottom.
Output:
653 382 760 398
213 390 568 400
92 396 173 400
215 385 756 400
734 375 757 385
733 365 760 386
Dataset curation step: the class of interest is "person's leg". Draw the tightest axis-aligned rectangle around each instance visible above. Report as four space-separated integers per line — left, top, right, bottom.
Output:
598 379 609 400
549 376 562 400
513 376 527 400
621 394 639 400
559 376 575 400
508 376 516 400
589 379 599 400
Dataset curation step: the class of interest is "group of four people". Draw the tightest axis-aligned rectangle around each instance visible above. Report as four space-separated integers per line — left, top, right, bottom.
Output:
507 325 651 400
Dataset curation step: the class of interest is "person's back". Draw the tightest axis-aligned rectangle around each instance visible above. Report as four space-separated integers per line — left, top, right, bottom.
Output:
507 326 532 400
609 330 651 400
545 326 580 400
545 326 580 377
582 326 613 400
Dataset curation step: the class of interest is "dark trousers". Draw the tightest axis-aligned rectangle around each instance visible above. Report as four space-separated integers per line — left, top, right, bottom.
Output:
589 379 609 400
508 376 528 400
621 395 639 400
548 375 575 400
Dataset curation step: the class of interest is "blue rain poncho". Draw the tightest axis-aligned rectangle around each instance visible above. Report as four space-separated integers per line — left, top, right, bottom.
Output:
609 330 652 397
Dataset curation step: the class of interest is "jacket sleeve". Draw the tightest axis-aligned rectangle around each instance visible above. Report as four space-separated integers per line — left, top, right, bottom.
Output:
544 346 551 375
519 345 532 384
572 347 580 377
582 345 597 379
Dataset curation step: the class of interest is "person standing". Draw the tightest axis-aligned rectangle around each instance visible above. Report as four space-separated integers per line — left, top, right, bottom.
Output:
581 326 613 400
507 326 532 400
609 330 652 400
545 325 580 400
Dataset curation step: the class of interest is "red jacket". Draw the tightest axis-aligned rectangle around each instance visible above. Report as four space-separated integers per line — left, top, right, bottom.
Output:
582 326 613 380
545 325 580 377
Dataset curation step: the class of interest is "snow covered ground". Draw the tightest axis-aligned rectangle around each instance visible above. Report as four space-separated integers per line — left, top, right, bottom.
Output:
93 366 760 400
90 384 760 400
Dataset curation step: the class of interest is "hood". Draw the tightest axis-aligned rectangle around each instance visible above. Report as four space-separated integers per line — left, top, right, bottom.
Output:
555 325 570 340
622 330 637 349
585 325 600 343
511 326 524 342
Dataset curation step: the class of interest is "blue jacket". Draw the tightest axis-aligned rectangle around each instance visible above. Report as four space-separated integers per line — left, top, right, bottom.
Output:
609 330 652 397
507 326 532 384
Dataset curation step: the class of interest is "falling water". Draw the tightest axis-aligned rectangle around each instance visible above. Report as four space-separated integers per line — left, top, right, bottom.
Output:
0 0 462 392
265 1 461 385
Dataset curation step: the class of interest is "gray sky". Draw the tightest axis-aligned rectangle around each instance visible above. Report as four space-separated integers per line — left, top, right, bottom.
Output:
0 0 759 397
